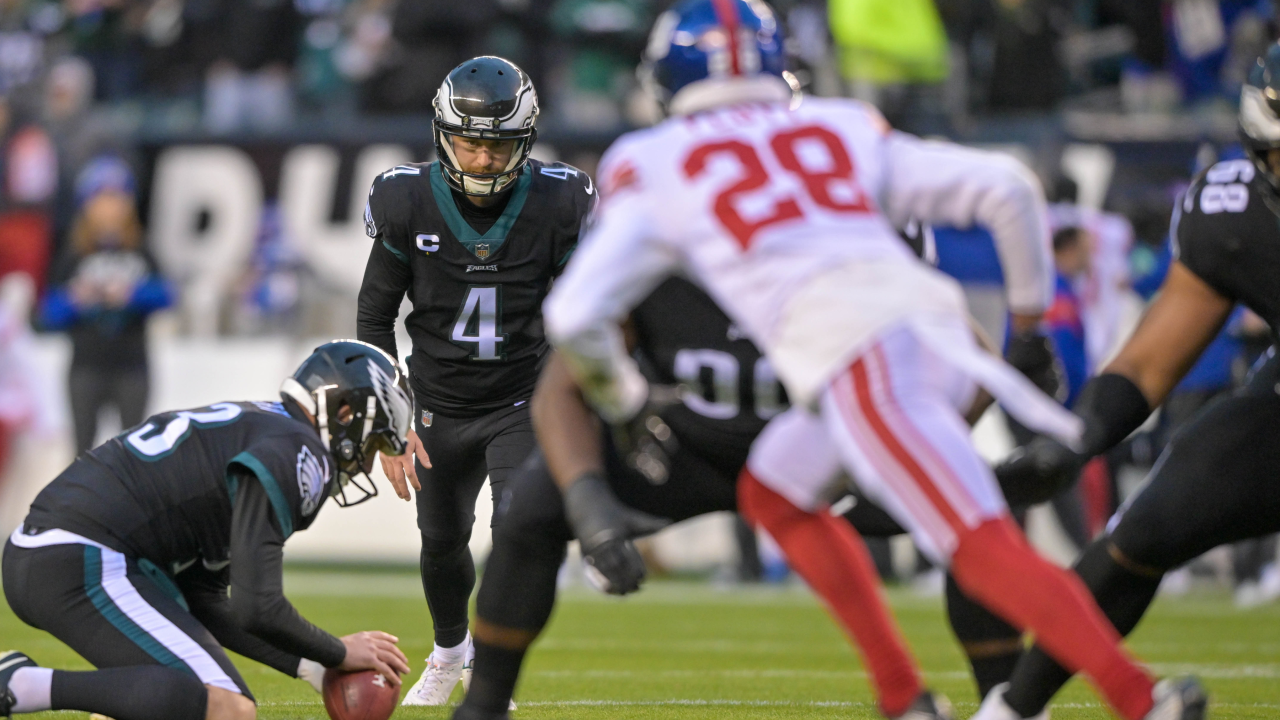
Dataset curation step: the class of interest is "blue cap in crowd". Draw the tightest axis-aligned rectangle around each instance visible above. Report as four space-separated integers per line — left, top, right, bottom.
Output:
75 154 136 208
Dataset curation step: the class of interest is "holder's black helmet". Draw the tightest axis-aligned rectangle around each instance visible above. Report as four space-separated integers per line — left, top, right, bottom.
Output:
280 340 412 507
1240 43 1280 197
433 56 539 197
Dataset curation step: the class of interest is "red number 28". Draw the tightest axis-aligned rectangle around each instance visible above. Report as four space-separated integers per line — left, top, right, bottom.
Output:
682 125 872 249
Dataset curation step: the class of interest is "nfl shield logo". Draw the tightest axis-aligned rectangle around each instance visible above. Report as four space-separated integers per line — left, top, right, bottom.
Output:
421 409 433 427
475 243 490 260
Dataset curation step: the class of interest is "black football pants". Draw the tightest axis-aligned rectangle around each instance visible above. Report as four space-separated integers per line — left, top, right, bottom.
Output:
1004 349 1280 717
412 399 537 648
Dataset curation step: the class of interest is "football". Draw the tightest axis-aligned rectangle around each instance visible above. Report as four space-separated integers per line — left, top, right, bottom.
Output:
322 669 399 720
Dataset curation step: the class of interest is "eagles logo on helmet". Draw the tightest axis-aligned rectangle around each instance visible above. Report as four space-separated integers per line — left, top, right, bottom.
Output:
280 340 413 507
433 56 539 197
1241 43 1280 201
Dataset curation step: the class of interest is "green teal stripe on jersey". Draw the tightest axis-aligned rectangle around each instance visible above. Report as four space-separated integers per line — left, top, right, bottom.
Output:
382 239 408 264
83 547 192 674
138 558 190 612
429 161 532 258
557 244 577 268
229 451 294 538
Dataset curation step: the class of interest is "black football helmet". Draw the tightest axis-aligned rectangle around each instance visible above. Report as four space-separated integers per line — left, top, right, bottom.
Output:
433 56 539 197
1240 42 1280 197
280 340 413 507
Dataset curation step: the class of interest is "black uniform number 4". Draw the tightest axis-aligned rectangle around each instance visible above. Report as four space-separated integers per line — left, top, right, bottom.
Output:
452 285 507 360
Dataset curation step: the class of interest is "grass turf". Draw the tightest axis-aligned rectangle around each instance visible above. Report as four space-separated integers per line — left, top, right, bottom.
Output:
3 567 1279 719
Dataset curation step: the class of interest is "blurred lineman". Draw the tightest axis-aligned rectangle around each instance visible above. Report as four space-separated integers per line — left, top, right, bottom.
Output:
1 341 414 720
540 1 1204 719
356 56 595 706
988 43 1280 720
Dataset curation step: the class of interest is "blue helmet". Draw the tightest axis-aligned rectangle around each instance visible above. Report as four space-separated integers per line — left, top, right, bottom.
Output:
641 0 786 111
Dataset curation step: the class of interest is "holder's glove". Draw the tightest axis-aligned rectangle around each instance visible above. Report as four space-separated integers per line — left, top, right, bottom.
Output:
1006 330 1066 402
994 435 1086 506
610 385 683 485
563 471 670 595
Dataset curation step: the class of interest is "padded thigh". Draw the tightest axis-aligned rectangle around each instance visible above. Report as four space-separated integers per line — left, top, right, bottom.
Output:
1110 390 1280 570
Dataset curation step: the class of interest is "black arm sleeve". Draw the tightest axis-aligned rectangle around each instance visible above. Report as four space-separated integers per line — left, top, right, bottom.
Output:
229 476 347 668
1074 372 1153 457
177 562 302 677
356 240 412 359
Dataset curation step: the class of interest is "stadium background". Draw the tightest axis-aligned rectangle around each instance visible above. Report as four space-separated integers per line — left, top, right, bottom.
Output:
1 1 1278 715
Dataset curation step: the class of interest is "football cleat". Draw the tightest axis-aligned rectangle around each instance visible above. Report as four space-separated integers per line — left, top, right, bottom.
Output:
0 651 37 719
451 703 509 720
971 683 1050 720
401 653 466 706
891 690 954 720
460 642 517 710
1145 677 1207 720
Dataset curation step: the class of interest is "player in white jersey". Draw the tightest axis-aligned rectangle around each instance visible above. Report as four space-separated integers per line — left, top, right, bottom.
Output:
542 2 1205 719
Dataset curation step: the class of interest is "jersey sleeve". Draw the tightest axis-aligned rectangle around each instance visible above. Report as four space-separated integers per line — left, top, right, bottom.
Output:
1171 176 1239 302
364 170 414 260
227 426 335 539
880 132 1054 315
541 162 599 274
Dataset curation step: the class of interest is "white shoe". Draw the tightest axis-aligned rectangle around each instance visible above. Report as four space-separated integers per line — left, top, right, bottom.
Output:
401 652 466 706
971 683 1050 720
460 640 517 711
1145 677 1207 720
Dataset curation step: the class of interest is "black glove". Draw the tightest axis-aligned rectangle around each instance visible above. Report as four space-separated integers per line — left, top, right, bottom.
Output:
1005 331 1066 402
563 472 671 595
994 435 1086 507
610 385 682 485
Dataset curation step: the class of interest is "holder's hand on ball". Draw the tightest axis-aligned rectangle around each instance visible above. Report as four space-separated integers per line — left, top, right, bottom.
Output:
339 631 409 686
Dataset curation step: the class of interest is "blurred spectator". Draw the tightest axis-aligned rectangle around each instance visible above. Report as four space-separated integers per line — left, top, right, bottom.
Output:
0 0 61 105
64 0 145 102
1046 226 1090 406
828 0 948 126
0 272 53 488
548 0 652 130
203 0 303 133
39 155 172 452
0 94 56 295
360 1 499 113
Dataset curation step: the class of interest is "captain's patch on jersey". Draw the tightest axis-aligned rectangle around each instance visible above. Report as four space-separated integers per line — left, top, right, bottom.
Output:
296 445 329 516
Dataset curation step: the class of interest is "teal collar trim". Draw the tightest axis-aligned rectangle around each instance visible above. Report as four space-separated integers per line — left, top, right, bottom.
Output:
429 162 531 258
229 451 294 538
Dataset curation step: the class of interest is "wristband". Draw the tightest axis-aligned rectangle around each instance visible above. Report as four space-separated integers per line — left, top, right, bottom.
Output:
1073 373 1152 456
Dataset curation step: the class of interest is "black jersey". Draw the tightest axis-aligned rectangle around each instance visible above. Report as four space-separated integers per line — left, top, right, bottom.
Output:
631 277 789 479
358 159 595 418
1175 159 1280 345
25 401 336 572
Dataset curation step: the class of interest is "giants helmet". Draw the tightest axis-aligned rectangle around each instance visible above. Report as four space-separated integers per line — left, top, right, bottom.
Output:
280 340 413 507
433 56 539 197
640 0 789 116
1240 42 1280 197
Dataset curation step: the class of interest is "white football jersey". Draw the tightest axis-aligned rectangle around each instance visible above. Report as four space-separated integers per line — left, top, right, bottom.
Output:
546 96 1061 422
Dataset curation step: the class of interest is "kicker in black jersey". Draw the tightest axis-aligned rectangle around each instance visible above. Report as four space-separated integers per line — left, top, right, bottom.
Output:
24 401 336 572
358 158 595 417
1175 158 1280 343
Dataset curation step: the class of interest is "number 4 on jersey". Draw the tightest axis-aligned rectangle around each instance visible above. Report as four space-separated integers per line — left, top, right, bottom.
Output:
452 286 506 360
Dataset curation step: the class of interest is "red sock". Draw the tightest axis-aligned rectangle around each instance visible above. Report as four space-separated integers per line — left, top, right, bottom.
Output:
738 469 922 717
950 518 1154 720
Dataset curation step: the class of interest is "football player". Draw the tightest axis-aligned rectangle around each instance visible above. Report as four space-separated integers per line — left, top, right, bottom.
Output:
539 1 1204 719
356 55 595 706
975 43 1280 720
0 341 413 720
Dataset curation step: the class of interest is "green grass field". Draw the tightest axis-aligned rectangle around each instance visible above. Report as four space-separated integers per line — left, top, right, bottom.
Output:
4 567 1279 719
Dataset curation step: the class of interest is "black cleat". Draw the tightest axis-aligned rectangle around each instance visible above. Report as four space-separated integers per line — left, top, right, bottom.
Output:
1146 676 1208 720
451 702 510 720
0 651 37 718
891 690 954 720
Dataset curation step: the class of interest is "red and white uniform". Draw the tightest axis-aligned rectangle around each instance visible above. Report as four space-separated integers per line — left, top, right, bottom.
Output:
545 96 1080 563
